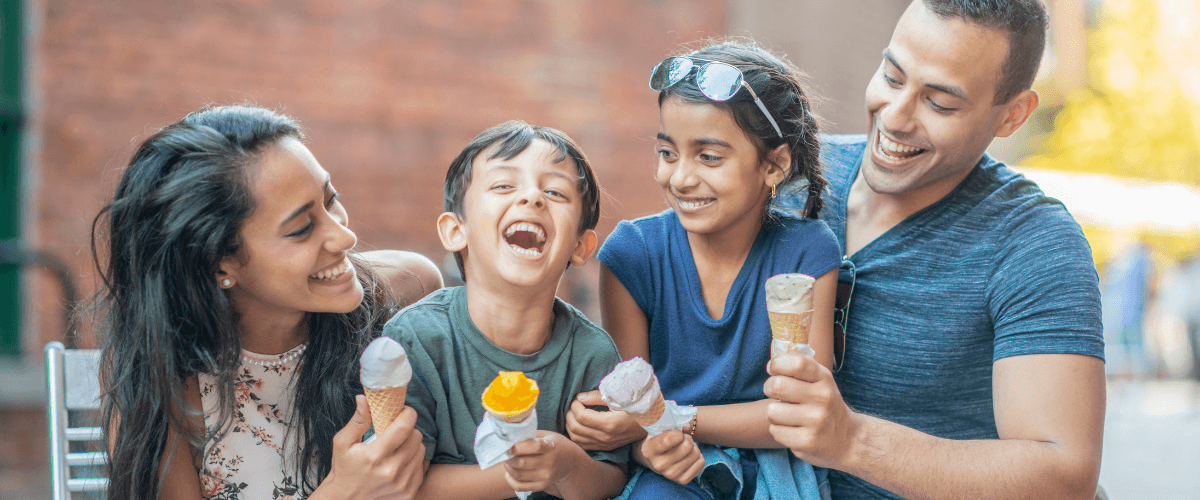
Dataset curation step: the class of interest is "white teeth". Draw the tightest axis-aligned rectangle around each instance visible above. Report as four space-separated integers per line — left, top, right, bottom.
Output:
677 198 714 210
877 132 923 157
509 245 543 257
310 259 349 280
504 221 546 242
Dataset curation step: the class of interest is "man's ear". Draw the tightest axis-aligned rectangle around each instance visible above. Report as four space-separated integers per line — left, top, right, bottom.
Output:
764 143 792 189
995 89 1039 138
569 229 598 267
436 212 467 252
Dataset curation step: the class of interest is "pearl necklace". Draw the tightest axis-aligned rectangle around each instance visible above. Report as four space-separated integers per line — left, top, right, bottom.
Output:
242 343 308 368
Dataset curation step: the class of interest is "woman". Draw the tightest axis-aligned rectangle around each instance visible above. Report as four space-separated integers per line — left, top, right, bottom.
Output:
91 104 439 499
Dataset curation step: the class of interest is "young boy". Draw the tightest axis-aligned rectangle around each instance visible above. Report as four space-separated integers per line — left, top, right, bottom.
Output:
384 120 628 499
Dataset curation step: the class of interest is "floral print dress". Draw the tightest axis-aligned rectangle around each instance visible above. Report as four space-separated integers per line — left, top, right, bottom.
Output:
198 343 308 499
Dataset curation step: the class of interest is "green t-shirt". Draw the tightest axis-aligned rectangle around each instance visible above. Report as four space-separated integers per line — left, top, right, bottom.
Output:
383 286 629 467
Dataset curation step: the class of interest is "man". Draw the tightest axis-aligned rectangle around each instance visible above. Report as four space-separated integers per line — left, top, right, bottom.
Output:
767 1 1105 499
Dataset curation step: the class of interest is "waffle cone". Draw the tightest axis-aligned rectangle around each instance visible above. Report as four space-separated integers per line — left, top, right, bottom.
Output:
768 311 813 345
630 394 666 426
364 385 408 433
487 404 535 424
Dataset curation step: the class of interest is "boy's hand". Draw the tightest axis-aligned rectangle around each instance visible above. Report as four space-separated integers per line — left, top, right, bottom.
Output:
504 431 585 497
566 390 647 451
634 430 705 485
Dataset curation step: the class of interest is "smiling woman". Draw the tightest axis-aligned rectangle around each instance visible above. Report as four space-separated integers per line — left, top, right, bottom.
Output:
88 104 438 500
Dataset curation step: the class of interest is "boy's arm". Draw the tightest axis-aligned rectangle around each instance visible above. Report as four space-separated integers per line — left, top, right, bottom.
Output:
416 461 516 500
506 432 627 500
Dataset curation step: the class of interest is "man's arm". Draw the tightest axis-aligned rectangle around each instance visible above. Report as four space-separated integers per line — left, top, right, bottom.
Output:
764 352 1105 500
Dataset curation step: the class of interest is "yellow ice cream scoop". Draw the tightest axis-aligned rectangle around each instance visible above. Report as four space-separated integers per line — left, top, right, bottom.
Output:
481 371 540 423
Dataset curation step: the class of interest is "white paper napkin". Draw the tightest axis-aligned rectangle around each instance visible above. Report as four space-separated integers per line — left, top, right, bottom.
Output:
641 400 697 438
474 408 539 500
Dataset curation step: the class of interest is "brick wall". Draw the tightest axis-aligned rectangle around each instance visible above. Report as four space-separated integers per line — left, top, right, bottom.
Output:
26 0 728 348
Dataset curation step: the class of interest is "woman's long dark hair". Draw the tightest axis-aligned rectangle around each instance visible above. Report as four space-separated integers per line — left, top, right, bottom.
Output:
658 40 826 219
89 104 397 498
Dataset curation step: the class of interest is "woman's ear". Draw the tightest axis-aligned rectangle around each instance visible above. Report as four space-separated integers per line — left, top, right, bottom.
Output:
764 143 792 189
437 212 468 252
216 258 239 289
569 229 598 267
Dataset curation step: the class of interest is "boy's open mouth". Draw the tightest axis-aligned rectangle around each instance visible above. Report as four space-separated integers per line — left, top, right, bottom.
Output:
504 221 547 258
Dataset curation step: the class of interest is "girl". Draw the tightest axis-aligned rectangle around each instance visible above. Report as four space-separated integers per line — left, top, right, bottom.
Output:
567 41 839 499
91 105 439 499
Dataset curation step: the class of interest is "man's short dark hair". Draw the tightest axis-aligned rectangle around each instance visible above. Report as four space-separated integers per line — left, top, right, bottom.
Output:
923 0 1048 105
443 120 601 280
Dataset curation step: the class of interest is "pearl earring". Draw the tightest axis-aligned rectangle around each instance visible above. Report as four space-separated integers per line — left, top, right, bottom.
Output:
222 279 231 288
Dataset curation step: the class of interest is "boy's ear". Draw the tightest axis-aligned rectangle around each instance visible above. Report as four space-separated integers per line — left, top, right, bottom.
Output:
436 212 468 252
569 229 598 267
764 143 791 188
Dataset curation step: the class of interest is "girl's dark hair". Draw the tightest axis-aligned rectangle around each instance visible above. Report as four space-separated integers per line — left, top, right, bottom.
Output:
89 104 397 498
657 40 826 219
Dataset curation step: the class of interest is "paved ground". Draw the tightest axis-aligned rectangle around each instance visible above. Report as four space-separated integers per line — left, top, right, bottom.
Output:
1100 379 1200 500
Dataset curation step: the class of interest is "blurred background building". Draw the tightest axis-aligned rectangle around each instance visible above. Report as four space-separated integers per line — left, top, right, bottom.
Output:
1 0 1198 497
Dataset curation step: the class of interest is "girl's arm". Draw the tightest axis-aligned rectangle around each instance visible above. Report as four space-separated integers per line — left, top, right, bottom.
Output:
571 269 838 450
688 268 837 448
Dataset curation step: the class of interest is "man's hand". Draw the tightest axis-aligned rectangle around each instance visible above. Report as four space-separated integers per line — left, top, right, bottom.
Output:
763 353 862 469
504 431 586 496
634 430 705 485
566 390 648 451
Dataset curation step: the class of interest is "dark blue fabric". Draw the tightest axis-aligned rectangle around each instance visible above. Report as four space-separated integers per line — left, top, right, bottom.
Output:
774 134 1105 500
598 209 840 406
598 209 839 500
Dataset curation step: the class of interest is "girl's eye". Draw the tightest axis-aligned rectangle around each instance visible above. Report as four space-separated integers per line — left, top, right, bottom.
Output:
700 153 721 162
545 189 566 198
883 74 900 86
657 148 677 160
325 191 342 208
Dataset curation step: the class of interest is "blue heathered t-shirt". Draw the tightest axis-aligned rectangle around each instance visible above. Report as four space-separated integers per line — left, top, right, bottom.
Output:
598 209 840 406
774 135 1104 500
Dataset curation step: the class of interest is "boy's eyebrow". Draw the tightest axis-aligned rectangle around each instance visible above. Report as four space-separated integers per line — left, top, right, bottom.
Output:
656 132 674 143
280 177 330 228
882 48 971 104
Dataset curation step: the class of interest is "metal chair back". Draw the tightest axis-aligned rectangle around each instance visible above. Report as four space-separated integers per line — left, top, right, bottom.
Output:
45 341 108 498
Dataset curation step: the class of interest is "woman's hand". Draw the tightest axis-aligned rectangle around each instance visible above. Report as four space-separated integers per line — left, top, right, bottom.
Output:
312 395 426 500
633 430 705 485
566 390 648 451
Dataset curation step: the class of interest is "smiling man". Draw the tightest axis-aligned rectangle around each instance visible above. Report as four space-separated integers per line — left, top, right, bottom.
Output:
769 1 1106 499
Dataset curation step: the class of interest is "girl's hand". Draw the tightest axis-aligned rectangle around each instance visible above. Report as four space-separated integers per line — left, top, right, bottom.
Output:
566 390 648 451
634 430 705 485
314 395 426 500
503 431 586 497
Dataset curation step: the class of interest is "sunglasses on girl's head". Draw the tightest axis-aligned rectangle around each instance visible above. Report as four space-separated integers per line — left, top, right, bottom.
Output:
649 56 785 139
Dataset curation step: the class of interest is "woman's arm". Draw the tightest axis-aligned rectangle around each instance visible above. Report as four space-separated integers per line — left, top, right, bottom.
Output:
158 375 204 500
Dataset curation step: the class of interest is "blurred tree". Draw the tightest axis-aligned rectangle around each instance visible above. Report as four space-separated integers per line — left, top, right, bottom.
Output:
1027 0 1200 185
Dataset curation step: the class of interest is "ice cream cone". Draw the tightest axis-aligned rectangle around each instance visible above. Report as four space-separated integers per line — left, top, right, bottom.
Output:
481 371 539 424
364 385 408 432
768 310 813 345
630 394 666 426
